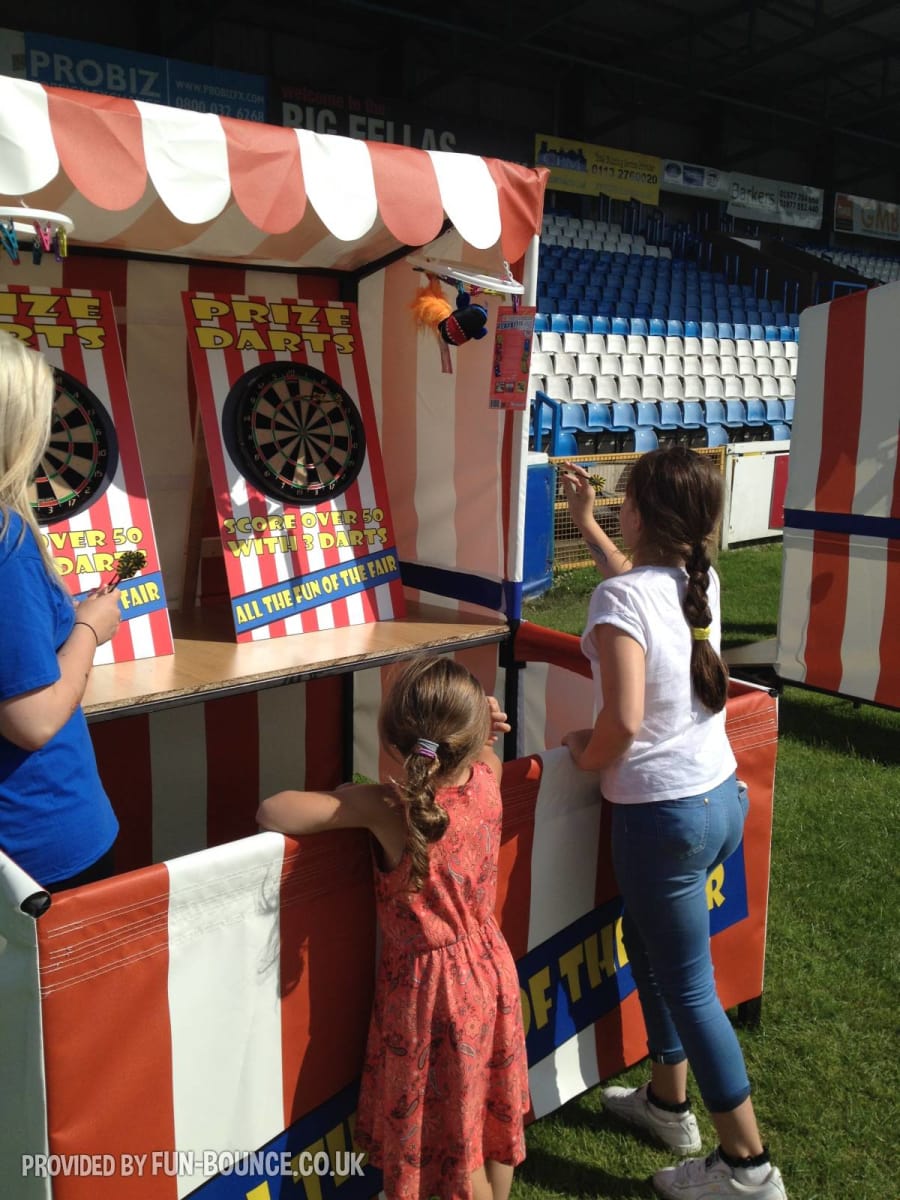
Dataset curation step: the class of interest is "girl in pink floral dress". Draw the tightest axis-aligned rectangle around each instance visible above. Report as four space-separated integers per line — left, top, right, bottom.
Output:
258 656 529 1200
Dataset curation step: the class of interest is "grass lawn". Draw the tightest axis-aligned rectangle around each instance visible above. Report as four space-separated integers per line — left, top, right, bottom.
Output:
513 544 899 1200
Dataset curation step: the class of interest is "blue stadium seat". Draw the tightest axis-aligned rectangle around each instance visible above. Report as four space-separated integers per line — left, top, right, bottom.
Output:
550 313 571 333
780 326 794 342
764 325 780 341
630 318 649 336
702 423 730 448
684 320 700 338
717 322 735 339
592 315 612 334
749 323 766 341
636 401 660 428
572 314 591 334
649 318 667 336
534 313 549 333
744 398 769 434
667 319 684 337
733 323 750 341
612 317 630 335
721 400 749 439
633 427 660 453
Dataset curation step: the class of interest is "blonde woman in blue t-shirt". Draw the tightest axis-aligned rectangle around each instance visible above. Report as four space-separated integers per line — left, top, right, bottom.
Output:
561 448 787 1200
0 332 121 891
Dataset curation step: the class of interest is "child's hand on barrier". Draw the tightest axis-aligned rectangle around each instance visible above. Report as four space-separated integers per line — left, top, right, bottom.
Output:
486 696 511 744
562 728 593 765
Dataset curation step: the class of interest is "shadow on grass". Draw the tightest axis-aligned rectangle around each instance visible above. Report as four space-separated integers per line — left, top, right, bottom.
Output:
779 688 900 767
518 1142 654 1198
722 622 778 641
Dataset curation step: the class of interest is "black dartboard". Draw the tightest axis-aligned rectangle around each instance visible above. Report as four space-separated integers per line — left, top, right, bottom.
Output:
222 362 366 506
31 370 119 525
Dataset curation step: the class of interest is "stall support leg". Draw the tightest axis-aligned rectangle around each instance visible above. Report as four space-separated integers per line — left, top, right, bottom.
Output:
341 671 355 782
735 996 763 1029
500 627 521 762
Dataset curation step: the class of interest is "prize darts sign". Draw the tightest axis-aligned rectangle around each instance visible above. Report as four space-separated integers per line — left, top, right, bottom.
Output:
183 294 405 641
0 286 173 664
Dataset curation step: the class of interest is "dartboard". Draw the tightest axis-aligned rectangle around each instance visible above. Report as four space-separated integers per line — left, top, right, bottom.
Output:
222 362 366 506
31 370 119 525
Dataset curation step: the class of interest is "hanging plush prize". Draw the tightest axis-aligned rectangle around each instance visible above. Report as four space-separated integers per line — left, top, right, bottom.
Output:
410 275 488 374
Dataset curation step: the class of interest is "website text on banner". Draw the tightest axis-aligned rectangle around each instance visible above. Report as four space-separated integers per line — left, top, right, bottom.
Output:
535 135 660 205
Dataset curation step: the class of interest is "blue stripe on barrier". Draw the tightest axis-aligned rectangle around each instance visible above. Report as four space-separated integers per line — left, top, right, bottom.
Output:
398 562 521 619
783 508 900 540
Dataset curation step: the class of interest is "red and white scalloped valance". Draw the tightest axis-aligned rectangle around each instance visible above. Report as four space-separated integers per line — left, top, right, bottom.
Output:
0 78 547 270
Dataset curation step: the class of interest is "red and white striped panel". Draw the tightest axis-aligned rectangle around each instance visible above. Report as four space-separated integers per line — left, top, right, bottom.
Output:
359 231 527 601
90 676 344 875
34 828 377 1200
0 284 173 663
0 78 546 271
184 294 405 640
777 283 900 707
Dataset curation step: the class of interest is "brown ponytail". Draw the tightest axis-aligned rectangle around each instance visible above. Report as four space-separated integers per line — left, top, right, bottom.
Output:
684 542 728 713
625 447 729 713
378 656 490 891
395 751 449 892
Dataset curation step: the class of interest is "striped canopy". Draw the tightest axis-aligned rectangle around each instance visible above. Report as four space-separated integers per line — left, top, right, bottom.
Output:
0 77 547 270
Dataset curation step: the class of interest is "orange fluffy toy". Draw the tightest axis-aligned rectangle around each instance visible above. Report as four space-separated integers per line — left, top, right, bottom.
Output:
409 275 453 331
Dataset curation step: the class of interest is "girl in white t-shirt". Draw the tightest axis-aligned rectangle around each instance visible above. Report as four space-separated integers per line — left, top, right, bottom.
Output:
560 449 786 1200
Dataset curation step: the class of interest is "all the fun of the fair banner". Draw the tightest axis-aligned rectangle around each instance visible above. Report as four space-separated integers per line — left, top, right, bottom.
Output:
183 293 405 641
0 285 173 663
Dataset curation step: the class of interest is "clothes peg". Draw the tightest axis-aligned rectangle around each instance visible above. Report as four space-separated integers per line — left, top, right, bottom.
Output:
34 221 53 253
0 220 20 265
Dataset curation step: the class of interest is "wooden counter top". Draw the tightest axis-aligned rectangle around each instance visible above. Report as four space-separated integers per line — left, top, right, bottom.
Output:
83 602 510 721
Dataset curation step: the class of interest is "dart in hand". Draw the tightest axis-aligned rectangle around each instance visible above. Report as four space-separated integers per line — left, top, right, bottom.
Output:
107 550 147 589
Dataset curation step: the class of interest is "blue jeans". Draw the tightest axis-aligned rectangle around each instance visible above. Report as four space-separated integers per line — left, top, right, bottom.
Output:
610 774 751 1113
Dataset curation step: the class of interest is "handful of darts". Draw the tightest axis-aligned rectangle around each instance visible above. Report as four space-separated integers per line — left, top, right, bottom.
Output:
105 550 147 590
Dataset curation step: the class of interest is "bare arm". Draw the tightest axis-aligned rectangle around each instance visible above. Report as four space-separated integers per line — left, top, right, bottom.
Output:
563 624 645 771
559 462 632 578
257 782 406 865
0 588 122 752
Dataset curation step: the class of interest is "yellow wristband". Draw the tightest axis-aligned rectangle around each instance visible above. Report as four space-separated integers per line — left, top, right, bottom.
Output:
691 626 712 641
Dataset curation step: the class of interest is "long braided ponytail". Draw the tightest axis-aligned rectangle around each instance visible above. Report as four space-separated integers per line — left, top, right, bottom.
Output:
379 656 490 891
684 541 729 713
626 447 729 713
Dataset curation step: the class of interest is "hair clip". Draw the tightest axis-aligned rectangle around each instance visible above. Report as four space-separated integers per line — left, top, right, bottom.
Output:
691 626 712 641
413 738 439 759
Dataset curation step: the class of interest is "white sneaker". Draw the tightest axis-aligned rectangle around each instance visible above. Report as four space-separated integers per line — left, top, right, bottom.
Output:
653 1149 788 1199
601 1083 702 1154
